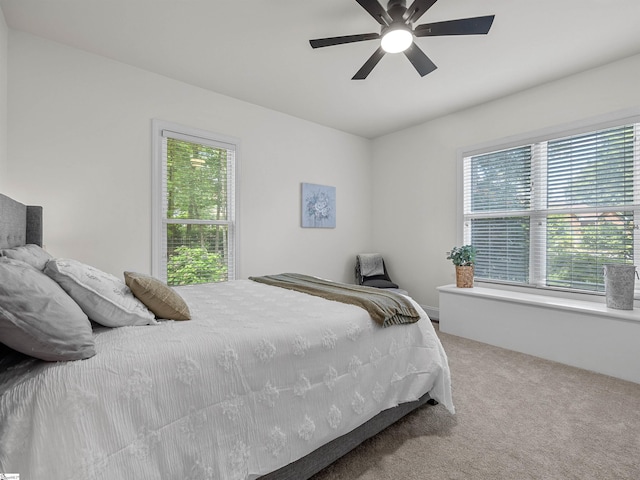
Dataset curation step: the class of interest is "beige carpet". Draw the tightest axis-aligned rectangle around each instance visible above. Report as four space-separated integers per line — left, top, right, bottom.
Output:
312 324 640 479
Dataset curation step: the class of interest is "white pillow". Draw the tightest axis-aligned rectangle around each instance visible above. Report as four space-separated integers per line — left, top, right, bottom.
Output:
0 257 95 361
1 244 52 271
44 258 156 327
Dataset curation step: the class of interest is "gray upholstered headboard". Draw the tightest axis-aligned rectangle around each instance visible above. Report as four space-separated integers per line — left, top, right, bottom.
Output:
0 193 43 249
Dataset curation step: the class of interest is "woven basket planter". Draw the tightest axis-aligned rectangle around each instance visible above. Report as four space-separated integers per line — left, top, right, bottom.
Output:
455 265 474 288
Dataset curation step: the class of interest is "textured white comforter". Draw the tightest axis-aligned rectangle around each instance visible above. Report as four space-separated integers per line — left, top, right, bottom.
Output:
0 279 453 480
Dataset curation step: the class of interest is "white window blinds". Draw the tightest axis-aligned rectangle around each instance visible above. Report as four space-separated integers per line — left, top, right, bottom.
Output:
466 146 531 283
544 126 636 291
463 121 640 293
152 121 237 285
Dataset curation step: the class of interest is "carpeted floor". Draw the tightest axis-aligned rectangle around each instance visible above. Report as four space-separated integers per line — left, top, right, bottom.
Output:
312 323 640 479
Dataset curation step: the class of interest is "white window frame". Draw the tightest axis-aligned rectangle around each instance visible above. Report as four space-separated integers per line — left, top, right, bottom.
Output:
151 119 239 282
457 109 640 298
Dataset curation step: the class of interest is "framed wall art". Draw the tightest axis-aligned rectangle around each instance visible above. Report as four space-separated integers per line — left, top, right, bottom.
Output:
301 183 336 228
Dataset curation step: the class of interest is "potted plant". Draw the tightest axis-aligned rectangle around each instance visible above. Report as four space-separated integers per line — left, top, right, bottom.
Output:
447 245 477 288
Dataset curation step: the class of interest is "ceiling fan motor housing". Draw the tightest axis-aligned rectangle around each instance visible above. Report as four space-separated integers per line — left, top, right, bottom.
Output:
386 0 408 22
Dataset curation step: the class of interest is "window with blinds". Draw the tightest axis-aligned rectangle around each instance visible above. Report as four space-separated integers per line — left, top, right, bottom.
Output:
462 122 640 293
152 121 237 286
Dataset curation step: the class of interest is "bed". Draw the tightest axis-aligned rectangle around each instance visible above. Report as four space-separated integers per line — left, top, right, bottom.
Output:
0 193 454 480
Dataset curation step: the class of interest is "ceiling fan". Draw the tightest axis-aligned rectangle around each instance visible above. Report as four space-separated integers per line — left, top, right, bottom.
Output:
309 0 495 80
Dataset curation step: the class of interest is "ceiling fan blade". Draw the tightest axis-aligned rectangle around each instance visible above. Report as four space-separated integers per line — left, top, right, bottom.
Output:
310 33 380 49
352 47 386 80
403 43 437 76
406 0 439 24
355 0 392 26
414 15 495 37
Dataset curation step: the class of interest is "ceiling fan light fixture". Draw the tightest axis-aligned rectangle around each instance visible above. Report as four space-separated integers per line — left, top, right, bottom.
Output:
309 0 495 79
380 27 412 53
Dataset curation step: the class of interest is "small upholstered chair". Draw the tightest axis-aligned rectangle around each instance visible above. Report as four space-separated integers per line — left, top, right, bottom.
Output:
355 254 407 295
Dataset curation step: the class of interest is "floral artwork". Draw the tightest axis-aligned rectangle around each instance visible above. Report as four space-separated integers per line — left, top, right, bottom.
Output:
301 183 336 228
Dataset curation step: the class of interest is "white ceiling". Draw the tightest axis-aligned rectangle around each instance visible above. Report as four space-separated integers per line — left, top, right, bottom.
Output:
2 0 640 138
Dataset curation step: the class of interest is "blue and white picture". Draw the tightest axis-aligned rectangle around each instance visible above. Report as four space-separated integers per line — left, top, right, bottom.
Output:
301 183 336 228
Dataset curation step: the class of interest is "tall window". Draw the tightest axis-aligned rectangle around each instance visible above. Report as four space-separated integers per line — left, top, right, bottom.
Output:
462 120 640 294
152 121 237 285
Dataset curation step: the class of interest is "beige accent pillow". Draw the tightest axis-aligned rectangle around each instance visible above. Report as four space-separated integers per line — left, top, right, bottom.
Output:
124 272 191 320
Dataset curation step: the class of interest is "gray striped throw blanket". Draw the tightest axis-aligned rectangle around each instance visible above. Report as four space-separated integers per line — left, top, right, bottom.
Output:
249 273 419 327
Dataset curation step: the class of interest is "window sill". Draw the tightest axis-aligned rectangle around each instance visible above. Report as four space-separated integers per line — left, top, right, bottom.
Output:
437 284 640 324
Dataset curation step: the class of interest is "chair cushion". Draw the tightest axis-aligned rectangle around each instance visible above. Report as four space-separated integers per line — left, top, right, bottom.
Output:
362 278 399 289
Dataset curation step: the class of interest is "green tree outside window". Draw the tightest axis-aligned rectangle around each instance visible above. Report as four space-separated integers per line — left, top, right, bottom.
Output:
165 138 231 285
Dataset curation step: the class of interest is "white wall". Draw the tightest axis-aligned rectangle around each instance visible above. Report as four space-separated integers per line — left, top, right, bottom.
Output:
9 28 640 306
0 9 7 190
372 53 640 310
6 31 373 282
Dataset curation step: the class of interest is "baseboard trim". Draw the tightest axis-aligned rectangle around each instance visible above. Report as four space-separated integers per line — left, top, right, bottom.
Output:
421 305 439 321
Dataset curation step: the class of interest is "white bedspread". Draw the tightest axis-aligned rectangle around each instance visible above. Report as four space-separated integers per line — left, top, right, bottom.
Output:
0 280 453 480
